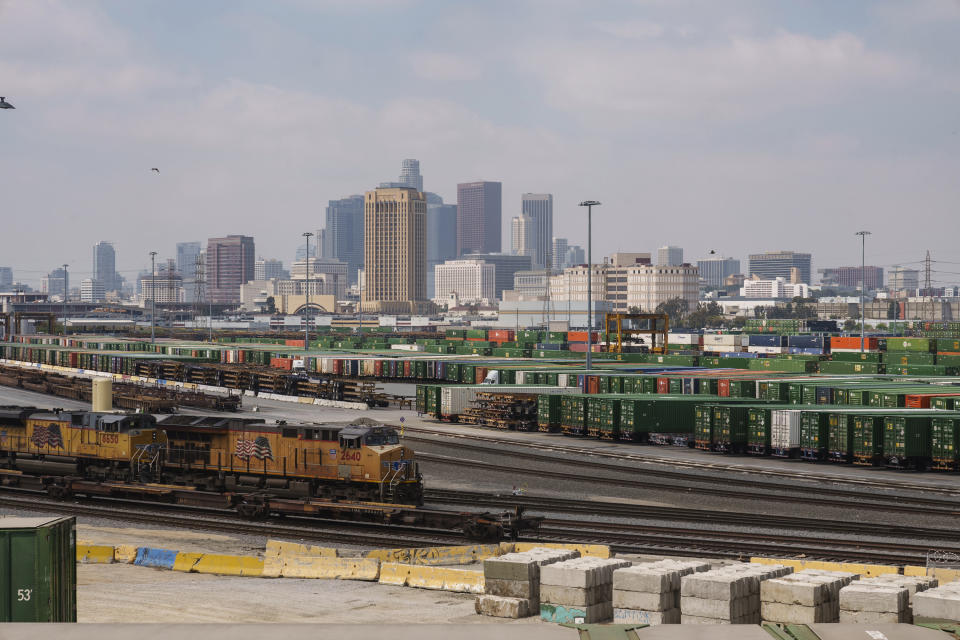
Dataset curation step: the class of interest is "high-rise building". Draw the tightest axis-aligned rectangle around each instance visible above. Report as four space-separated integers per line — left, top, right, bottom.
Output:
0 267 12 289
457 181 501 256
552 238 568 271
511 215 534 258
139 265 184 304
748 251 812 284
255 258 288 281
433 259 495 305
461 253 532 300
322 194 364 284
888 266 920 293
521 193 553 270
549 263 700 313
426 193 457 299
176 241 202 303
206 235 255 304
657 245 683 267
42 267 68 299
80 278 105 303
295 243 318 261
93 241 120 292
363 187 429 314
818 266 884 291
697 255 741 288
399 159 423 191
565 245 585 268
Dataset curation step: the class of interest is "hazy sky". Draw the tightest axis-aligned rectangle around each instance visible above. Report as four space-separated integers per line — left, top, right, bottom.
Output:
2 0 959 287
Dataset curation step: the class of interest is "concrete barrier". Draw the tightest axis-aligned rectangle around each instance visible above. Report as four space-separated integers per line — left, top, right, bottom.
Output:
906 566 960 585
191 553 264 577
77 544 115 564
134 547 179 569
379 563 484 593
751 557 899 578
378 563 412 586
172 552 204 572
513 543 611 559
365 543 501 566
278 556 380 580
114 544 138 564
262 540 338 577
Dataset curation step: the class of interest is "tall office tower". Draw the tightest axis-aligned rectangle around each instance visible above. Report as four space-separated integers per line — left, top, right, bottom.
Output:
818 266 884 291
888 266 920 293
521 193 553 270
93 241 119 291
657 245 684 267
511 215 534 257
457 181 502 256
254 258 287 281
322 194 364 284
748 251 812 284
363 187 428 314
176 241 202 302
696 256 741 288
0 267 12 288
80 279 105 303
399 158 423 191
42 267 68 298
552 238 569 271
206 235 255 304
426 193 457 298
295 243 318 261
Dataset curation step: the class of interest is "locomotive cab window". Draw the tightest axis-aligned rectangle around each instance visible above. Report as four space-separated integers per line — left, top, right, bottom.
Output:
339 435 361 449
365 432 399 446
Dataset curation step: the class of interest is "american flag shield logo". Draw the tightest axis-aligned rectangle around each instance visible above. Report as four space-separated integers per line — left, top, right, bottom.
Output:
234 436 274 461
30 423 64 448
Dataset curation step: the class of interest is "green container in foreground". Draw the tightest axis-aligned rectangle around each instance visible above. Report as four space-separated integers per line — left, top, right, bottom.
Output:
0 516 76 622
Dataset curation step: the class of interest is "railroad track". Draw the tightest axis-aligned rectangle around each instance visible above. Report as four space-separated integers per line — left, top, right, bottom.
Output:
406 433 960 516
424 489 960 543
403 424 960 496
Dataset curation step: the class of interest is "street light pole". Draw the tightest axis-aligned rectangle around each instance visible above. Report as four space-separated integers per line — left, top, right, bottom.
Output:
578 201 601 371
302 232 313 350
62 264 68 336
856 231 871 353
149 251 157 344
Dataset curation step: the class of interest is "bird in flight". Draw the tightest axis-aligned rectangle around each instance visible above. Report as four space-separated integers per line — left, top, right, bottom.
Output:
151 168 160 173
0 97 14 109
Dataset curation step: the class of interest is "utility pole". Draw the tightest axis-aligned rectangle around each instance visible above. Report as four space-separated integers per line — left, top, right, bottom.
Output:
149 251 157 344
856 231 870 353
62 264 68 336
302 232 313 350
578 201 601 370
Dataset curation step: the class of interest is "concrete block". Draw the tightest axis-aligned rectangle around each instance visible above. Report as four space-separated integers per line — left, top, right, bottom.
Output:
761 579 829 606
761 601 836 624
541 584 609 607
839 609 905 624
909 587 960 622
680 596 749 619
484 578 538 599
540 557 632 589
613 608 680 625
483 549 578 581
681 614 730 625
475 595 532 618
613 567 680 593
681 573 750 600
613 589 674 611
839 584 908 613
539 601 613 624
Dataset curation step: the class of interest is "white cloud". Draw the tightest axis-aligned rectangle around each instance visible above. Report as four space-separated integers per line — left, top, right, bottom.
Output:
409 52 482 81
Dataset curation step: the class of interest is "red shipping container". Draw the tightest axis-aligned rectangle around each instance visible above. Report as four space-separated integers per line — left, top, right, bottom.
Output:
905 393 960 408
830 337 879 351
488 330 514 342
285 339 305 348
475 367 488 384
569 343 603 353
587 376 599 394
238 350 245 364
656 377 670 394
718 379 731 397
404 361 412 377
374 360 383 377
333 359 343 375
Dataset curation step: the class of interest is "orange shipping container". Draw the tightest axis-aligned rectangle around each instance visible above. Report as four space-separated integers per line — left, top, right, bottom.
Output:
905 393 960 409
285 339 306 348
568 331 599 343
830 337 879 351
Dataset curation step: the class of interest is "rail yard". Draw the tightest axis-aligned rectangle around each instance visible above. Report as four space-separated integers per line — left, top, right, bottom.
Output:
3 328 960 629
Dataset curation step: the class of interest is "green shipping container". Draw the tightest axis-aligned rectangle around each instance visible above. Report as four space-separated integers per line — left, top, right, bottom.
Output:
852 415 885 465
885 337 933 352
537 395 562 431
828 413 853 462
713 405 751 453
800 411 830 461
931 417 960 470
694 404 714 450
883 415 932 467
0 516 76 622
747 406 771 455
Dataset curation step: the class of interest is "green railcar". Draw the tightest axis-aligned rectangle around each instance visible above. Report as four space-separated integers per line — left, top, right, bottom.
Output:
931 416 960 470
883 414 933 469
747 406 772 455
537 394 562 432
713 405 751 454
561 395 589 437
852 414 885 466
828 412 853 463
694 404 713 451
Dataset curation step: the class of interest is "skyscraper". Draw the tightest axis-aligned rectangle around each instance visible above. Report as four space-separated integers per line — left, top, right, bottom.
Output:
322 195 364 284
0 267 12 289
426 193 457 299
657 245 683 267
176 241 202 302
93 241 119 292
748 251 812 284
255 258 287 281
363 187 429 314
206 235 255 304
697 255 741 288
399 159 423 191
511 215 534 257
552 238 569 271
457 181 501 256
521 193 553 270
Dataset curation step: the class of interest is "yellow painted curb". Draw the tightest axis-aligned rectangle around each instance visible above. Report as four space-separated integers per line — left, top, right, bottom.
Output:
280 556 380 580
172 552 204 572
378 562 412 586
751 557 900 578
114 544 138 564
192 554 264 577
77 544 115 564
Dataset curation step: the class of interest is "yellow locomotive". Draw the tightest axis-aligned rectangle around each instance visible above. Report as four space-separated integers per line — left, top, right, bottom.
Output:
0 407 166 488
0 407 422 504
159 416 422 504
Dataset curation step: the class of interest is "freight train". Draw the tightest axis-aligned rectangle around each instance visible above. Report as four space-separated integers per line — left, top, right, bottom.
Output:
0 407 423 504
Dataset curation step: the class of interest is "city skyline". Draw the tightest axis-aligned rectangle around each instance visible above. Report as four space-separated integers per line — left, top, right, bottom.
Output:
1 2 957 284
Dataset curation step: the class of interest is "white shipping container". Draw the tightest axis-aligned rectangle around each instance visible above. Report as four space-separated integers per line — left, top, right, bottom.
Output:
748 346 786 355
390 344 425 351
771 410 802 449
705 344 743 353
668 333 699 345
440 385 582 417
703 334 740 346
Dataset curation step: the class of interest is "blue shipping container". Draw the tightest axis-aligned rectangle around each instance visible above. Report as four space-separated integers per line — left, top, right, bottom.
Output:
748 335 785 347
787 335 825 348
